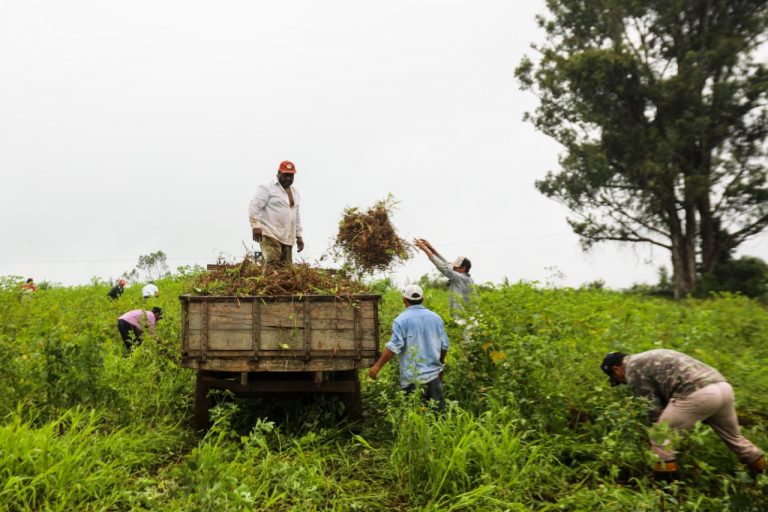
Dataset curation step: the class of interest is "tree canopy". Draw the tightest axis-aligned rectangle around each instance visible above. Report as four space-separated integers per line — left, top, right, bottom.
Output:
517 0 768 296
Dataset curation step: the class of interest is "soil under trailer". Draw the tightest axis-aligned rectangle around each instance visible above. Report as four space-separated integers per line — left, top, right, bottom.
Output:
179 294 381 429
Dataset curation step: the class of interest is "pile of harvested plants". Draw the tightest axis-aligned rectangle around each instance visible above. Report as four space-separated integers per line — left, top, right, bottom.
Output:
191 258 370 296
333 197 412 274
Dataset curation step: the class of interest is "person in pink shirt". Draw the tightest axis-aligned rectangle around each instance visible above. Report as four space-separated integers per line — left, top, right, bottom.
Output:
117 307 163 352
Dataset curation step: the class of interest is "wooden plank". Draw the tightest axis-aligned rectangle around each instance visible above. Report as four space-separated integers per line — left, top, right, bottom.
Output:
309 302 376 321
198 377 358 393
182 357 378 372
303 300 311 360
181 301 189 352
208 302 252 330
251 300 260 360
354 302 362 360
186 332 202 351
207 330 252 351
188 327 376 351
188 302 203 330
201 301 209 359
373 296 381 356
260 302 303 328
181 294 382 303
259 326 305 350
183 349 377 358
310 332 356 352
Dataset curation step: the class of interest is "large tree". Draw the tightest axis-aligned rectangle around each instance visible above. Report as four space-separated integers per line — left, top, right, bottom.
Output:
517 0 768 297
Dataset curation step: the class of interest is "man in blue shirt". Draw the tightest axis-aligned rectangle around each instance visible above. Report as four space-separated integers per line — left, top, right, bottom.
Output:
368 284 450 410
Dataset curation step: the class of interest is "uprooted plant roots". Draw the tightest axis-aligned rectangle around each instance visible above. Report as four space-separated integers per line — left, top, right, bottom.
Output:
190 258 370 296
333 198 412 274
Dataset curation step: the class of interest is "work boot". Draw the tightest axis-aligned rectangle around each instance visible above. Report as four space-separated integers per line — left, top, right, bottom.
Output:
748 455 766 474
653 460 680 483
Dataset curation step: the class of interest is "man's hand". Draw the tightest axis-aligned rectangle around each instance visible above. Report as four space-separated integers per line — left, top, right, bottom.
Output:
368 365 381 380
296 237 305 252
414 238 433 257
252 228 262 243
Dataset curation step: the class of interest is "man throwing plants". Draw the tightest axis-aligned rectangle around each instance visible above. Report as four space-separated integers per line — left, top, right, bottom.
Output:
248 160 304 268
414 239 473 316
369 284 450 411
601 349 765 479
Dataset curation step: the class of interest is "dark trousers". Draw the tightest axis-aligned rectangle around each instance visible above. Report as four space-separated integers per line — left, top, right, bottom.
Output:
403 378 445 411
117 319 143 352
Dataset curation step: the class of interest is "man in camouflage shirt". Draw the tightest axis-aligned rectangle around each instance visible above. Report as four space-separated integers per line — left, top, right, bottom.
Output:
601 349 765 477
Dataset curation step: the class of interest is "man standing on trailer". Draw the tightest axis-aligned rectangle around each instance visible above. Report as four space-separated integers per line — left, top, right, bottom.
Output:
368 284 450 411
248 160 304 268
601 349 765 480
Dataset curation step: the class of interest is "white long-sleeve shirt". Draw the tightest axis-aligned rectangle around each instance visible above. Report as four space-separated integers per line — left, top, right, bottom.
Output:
248 178 302 246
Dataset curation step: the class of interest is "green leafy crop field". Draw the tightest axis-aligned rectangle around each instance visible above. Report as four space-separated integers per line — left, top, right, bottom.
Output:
0 277 766 511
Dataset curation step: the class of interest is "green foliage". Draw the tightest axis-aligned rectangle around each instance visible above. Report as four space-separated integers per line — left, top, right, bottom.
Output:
1 277 767 509
517 1 768 297
123 250 171 282
698 255 768 299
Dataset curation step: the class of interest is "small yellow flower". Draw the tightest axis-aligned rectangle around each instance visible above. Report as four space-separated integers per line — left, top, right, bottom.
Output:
490 351 506 363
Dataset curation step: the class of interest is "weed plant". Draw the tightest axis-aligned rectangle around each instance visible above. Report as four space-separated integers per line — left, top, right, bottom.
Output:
1 276 767 510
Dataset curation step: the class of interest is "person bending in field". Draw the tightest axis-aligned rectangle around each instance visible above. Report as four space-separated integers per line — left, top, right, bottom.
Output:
19 278 37 300
117 307 163 352
414 239 473 317
142 280 159 299
369 284 449 411
248 160 304 268
601 349 765 480
108 278 127 300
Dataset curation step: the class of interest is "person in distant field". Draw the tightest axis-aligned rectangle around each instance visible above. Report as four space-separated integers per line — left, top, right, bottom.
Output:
248 160 304 268
117 307 163 352
601 349 765 480
142 280 159 299
20 278 37 296
108 278 127 300
369 284 450 411
414 239 474 317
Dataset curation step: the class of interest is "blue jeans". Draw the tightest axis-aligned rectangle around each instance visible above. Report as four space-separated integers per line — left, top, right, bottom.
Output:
403 378 445 411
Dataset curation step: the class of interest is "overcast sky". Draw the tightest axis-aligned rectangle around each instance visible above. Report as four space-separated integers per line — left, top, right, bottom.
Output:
1 0 767 289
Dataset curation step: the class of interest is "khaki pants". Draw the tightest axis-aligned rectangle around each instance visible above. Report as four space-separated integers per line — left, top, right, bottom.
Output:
260 235 293 268
652 382 763 464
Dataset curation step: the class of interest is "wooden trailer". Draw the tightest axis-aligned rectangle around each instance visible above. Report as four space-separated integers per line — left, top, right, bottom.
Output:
179 294 381 429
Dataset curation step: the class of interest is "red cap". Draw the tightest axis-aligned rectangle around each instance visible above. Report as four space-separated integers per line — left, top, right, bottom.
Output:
278 160 297 174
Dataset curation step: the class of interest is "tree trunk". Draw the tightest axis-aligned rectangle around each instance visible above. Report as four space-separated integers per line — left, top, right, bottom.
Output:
698 197 718 274
668 203 698 298
670 236 697 298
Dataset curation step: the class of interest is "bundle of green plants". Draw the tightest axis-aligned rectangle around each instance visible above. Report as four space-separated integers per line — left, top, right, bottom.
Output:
190 258 370 296
333 196 412 274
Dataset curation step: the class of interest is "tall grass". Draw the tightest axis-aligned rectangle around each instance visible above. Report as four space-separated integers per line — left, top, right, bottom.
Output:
0 277 767 509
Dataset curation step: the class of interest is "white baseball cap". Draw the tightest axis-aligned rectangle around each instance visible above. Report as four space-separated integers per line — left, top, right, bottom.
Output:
452 256 467 267
402 284 424 301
